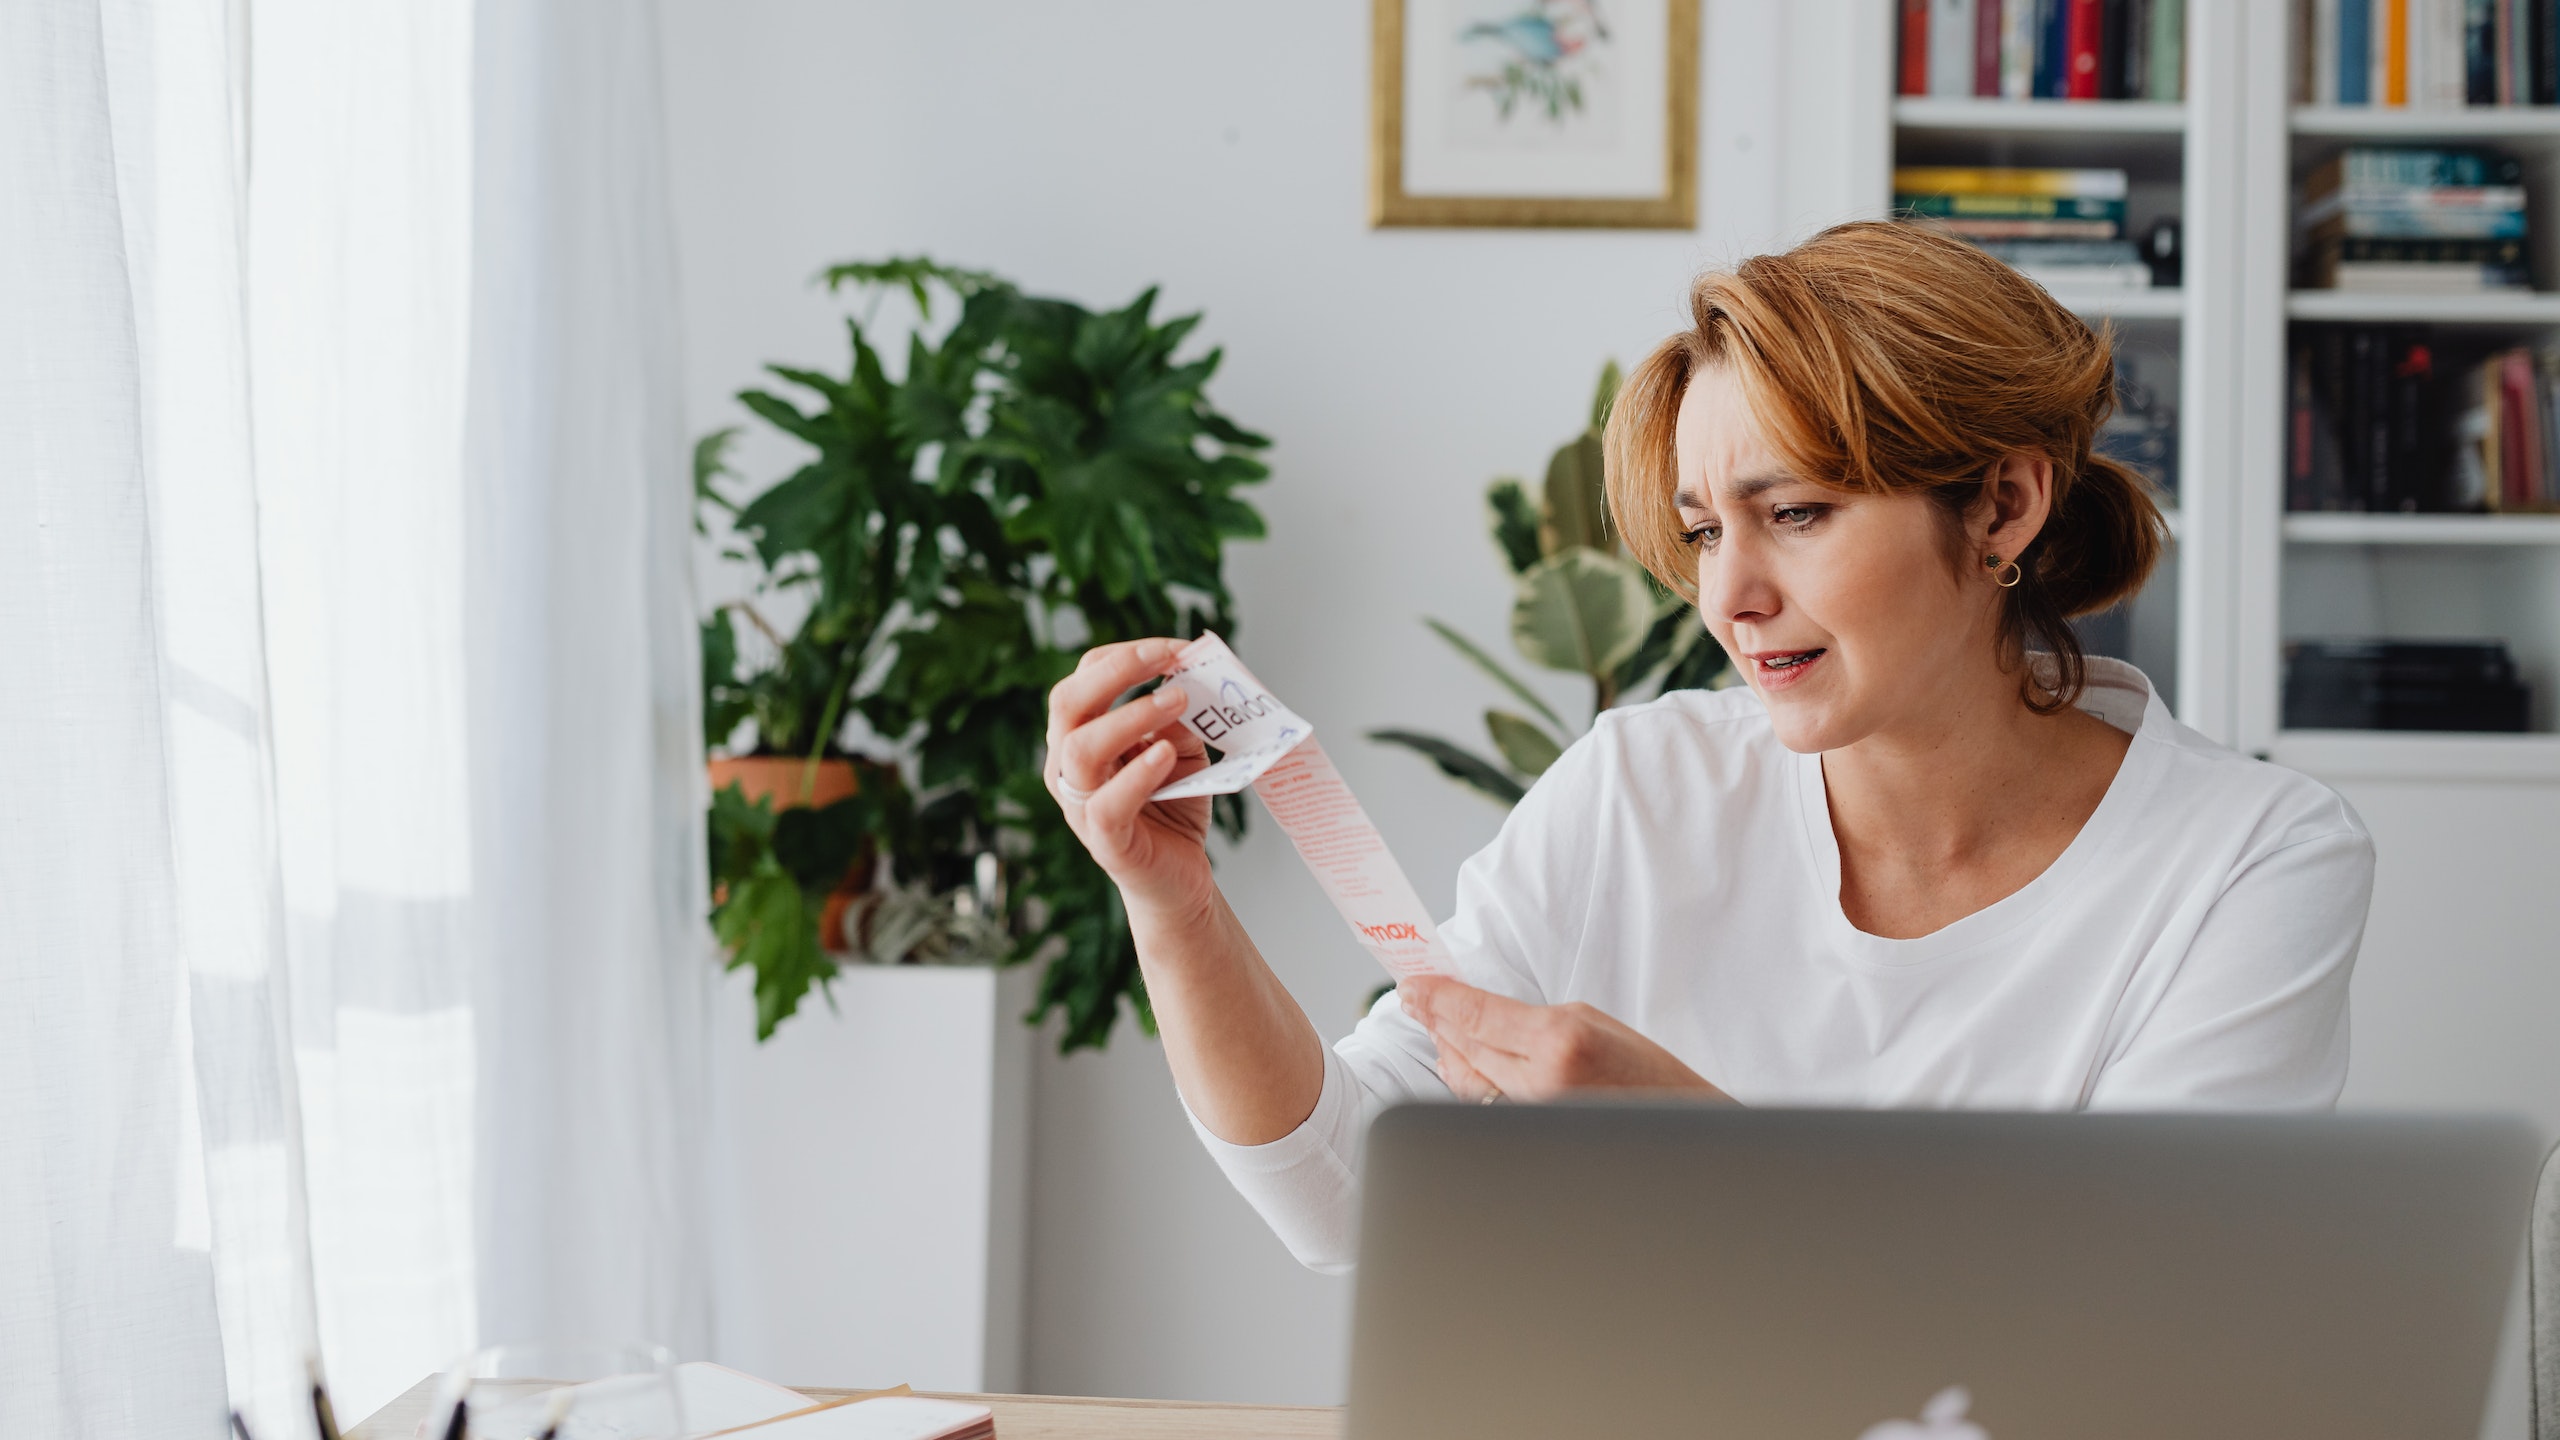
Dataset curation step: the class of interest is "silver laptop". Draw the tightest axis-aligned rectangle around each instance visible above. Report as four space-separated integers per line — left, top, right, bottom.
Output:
1347 1104 2541 1440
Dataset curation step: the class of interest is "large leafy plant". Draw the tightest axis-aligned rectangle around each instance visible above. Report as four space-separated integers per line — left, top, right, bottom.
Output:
700 258 1269 1046
1370 364 1726 805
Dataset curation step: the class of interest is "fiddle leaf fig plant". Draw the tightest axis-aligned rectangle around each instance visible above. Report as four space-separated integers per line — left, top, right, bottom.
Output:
1369 363 1727 807
702 257 1268 1047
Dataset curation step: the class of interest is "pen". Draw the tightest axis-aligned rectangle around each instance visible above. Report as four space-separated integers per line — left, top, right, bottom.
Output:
533 1389 573 1440
439 1395 470 1440
309 1356 342 1440
229 1411 255 1440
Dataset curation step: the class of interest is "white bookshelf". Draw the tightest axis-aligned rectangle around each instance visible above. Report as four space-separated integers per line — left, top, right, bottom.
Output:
1882 52 2210 724
2056 288 2187 320
2283 513 2560 545
1863 0 2560 781
1893 97 2187 134
2248 6 2560 769
2291 105 2560 140
2283 291 2560 325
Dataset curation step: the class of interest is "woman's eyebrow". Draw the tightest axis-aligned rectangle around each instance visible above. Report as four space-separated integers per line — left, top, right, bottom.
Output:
1677 471 1793 510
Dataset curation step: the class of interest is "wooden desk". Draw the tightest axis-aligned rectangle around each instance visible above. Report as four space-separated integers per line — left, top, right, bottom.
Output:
350 1375 1343 1440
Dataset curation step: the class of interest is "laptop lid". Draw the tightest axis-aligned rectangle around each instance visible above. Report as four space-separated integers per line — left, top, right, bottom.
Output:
1347 1104 2541 1440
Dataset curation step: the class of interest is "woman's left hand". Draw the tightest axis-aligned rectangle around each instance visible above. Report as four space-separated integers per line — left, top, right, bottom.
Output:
1400 976 1734 1104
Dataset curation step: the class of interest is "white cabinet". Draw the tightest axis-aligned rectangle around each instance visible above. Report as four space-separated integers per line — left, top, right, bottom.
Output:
706 963 1034 1392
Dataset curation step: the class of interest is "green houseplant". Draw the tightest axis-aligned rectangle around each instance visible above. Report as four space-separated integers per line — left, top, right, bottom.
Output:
700 258 1269 1047
1370 364 1727 805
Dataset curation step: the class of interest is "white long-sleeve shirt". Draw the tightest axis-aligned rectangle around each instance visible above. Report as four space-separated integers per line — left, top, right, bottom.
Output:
1188 660 2374 1273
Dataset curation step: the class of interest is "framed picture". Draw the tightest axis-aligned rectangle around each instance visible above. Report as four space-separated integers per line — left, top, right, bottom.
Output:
1370 0 1699 229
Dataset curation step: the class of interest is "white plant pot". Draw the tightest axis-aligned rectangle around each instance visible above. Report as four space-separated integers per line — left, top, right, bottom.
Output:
706 961 1035 1391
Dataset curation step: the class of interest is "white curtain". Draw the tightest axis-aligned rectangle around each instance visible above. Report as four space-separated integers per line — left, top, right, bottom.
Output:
1 0 708 1433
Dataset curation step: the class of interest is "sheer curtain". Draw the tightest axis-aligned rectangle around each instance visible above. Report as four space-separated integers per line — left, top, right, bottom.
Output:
1 0 708 1433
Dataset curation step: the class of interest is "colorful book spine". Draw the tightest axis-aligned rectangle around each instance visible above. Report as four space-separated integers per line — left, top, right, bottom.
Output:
2065 0 2104 96
2307 208 2528 239
2528 0 2541 102
2466 0 2495 100
1927 217 2122 239
2150 0 2184 99
2342 0 2373 101
1900 0 1932 95
2318 236 2527 262
2039 0 2071 96
2430 0 2464 106
1976 0 2007 94
1931 0 1978 96
1893 166 2131 197
2536 0 2557 100
2375 0 2396 101
2497 0 2516 103
1897 192 2129 220
2001 0 2040 95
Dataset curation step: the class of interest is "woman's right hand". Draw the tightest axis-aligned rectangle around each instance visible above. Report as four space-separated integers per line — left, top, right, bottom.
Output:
1045 638 1217 919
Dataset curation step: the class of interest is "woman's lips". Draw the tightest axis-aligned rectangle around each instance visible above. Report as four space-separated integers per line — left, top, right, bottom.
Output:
1746 647 1827 693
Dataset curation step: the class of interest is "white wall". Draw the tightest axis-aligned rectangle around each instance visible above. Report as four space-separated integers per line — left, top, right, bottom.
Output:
657 0 1858 1404
657 0 2559 1415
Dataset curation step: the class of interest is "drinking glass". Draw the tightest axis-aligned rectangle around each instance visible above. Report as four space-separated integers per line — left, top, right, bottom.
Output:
425 1341 684 1440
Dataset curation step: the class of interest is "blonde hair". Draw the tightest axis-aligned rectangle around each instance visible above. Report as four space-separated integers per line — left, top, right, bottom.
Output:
1603 220 2166 711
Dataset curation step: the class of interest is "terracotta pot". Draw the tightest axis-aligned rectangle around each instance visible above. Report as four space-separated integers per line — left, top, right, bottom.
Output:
709 755 868 950
708 754 859 811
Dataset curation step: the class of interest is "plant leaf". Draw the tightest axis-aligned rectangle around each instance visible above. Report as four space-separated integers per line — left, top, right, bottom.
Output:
711 853 837 1040
694 426 742 530
1510 550 1655 679
1423 617 1568 734
1541 431 1610 553
1485 477 1544 574
1611 595 1706 698
1590 359 1623 432
1483 710 1564 777
1365 729 1527 806
1661 620 1733 692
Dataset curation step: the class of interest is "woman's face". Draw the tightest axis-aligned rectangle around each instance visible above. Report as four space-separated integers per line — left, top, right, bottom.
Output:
1672 366 2019 755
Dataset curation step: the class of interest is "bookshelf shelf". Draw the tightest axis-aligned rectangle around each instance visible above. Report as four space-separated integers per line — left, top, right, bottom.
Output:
2283 513 2560 546
2284 291 2560 325
1870 3 2560 775
1894 98 2188 134
2268 729 2560 782
2058 288 2184 320
2289 106 2560 140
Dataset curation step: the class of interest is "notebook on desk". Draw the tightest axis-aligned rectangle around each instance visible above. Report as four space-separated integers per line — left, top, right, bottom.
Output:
439 1362 993 1440
679 1365 992 1440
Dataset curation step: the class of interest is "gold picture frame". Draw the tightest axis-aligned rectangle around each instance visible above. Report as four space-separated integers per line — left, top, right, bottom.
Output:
1371 0 1698 230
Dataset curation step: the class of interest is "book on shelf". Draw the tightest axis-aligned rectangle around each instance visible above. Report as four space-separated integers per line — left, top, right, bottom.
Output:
2312 254 2531 289
1926 216 2126 239
2294 146 2533 291
2289 326 2560 510
1896 167 2166 289
1959 239 2156 288
1898 0 2183 101
2306 147 2523 191
2462 344 2560 508
1896 192 2129 221
2099 342 2181 494
1894 165 2129 197
2283 640 2531 733
2298 188 2528 236
2292 0 2555 106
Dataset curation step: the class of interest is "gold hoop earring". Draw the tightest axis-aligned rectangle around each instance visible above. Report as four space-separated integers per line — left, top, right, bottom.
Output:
1984 554 2024 588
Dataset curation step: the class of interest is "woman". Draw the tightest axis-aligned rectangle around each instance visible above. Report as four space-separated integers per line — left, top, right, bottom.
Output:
1042 222 2373 1273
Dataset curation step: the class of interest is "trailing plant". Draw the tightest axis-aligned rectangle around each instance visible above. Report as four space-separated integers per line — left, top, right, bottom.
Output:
701 258 1269 1046
1369 363 1727 806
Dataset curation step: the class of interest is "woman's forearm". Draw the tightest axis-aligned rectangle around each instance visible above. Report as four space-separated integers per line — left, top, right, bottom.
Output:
1128 886 1328 1147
